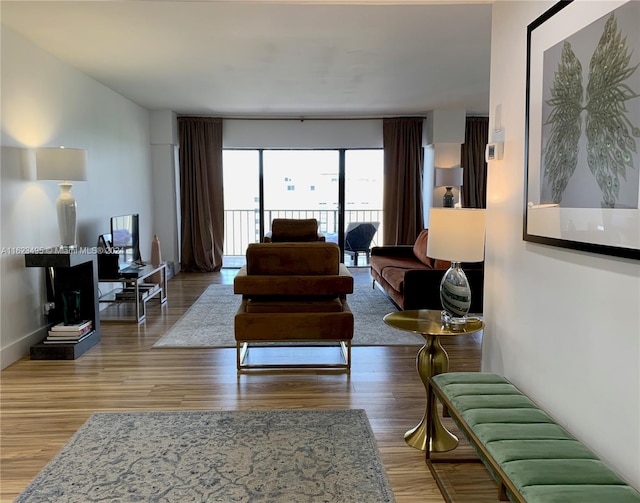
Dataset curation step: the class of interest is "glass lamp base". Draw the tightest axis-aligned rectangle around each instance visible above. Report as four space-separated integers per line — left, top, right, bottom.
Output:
439 262 471 319
443 187 455 208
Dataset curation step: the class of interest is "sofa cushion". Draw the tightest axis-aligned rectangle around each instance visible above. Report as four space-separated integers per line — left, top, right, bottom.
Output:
372 255 432 276
380 265 429 293
434 259 452 269
412 229 434 267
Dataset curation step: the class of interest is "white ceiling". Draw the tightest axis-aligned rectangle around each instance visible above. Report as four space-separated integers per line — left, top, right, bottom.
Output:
1 1 493 118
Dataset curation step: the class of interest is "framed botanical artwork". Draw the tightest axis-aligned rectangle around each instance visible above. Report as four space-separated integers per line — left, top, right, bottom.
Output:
524 0 640 260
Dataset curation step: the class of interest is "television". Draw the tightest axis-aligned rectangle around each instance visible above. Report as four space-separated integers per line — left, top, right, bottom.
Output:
110 214 140 269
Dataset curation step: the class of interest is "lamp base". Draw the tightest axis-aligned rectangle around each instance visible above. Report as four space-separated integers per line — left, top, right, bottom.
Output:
56 182 78 248
443 187 455 208
439 262 471 318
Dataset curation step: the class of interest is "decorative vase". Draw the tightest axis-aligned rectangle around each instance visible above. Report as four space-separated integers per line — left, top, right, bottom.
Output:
62 289 81 325
439 262 471 318
150 234 163 284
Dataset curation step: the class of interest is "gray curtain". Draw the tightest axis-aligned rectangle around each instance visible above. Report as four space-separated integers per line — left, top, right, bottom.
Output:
461 117 489 208
178 117 224 272
382 117 424 245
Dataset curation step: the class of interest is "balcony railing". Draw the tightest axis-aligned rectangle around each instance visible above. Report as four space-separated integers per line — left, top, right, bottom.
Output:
223 209 383 258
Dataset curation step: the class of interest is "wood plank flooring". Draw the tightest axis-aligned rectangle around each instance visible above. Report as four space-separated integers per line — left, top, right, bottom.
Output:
0 267 496 502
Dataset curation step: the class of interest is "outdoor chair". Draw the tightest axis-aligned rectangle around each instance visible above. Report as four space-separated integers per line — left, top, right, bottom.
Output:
344 222 379 265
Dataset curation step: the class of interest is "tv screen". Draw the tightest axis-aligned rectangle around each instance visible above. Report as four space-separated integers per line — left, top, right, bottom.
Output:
110 214 140 268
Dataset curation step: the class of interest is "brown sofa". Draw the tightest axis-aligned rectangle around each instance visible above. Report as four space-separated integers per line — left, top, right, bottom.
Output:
233 242 353 371
370 229 484 312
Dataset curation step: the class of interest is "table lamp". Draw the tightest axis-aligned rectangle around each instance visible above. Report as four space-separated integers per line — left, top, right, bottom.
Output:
435 167 463 208
426 207 486 323
36 147 88 249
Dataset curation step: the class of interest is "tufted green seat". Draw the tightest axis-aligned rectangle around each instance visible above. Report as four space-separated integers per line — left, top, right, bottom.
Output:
428 372 640 503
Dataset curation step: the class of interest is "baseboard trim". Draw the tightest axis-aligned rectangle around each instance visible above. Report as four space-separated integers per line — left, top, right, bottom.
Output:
1 326 47 369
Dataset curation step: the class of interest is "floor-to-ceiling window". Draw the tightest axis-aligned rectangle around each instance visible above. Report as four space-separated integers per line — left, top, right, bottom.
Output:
222 148 383 268
222 150 260 267
263 150 340 236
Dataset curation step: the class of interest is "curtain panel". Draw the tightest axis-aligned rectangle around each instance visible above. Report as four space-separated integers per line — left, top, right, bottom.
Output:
461 117 489 209
178 117 224 272
382 117 424 245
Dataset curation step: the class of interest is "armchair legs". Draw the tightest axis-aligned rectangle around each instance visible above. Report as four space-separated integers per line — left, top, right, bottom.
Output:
236 340 352 372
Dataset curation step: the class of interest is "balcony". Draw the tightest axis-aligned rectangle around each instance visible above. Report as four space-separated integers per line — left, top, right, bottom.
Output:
223 209 383 268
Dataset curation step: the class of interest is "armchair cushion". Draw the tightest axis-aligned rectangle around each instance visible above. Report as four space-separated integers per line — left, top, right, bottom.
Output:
264 218 325 243
244 297 344 313
234 242 353 296
233 241 354 371
245 242 339 275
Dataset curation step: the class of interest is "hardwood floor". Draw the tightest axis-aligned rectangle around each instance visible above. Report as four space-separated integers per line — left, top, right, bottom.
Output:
0 267 494 502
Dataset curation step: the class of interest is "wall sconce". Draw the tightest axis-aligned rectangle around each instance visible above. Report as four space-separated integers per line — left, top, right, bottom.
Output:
36 146 88 249
435 166 463 208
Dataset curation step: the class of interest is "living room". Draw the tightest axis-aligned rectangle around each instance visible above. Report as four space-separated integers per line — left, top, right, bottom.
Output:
2 1 639 501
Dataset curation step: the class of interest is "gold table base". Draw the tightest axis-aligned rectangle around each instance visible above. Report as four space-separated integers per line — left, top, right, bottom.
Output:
405 336 458 451
383 310 484 452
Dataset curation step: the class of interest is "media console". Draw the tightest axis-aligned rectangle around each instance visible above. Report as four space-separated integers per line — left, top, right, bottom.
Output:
98 262 167 322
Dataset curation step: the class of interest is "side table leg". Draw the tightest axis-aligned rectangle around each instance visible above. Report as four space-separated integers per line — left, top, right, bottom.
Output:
404 336 458 451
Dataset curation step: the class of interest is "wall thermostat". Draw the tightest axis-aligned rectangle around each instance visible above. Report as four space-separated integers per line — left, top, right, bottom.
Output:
485 142 504 161
486 125 505 161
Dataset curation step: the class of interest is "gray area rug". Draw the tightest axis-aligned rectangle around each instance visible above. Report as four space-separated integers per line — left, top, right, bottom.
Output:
16 409 395 503
153 283 424 348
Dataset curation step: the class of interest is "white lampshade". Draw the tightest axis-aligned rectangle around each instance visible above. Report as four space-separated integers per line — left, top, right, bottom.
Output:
36 147 88 181
435 166 463 188
36 146 88 248
427 208 486 263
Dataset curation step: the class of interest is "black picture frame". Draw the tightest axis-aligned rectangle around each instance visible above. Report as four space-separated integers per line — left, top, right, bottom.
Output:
524 0 640 260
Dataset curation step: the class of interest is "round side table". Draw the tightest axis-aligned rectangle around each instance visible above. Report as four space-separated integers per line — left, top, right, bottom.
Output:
383 309 484 451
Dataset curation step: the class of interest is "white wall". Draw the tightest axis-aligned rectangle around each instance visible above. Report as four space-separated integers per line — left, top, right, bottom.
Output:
1 27 154 368
484 1 640 488
150 110 181 271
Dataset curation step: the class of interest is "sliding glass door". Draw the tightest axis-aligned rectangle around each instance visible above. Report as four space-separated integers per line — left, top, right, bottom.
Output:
222 148 383 267
222 150 260 267
263 150 340 239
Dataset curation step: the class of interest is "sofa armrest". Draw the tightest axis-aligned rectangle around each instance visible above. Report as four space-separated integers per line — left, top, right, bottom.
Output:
370 245 415 259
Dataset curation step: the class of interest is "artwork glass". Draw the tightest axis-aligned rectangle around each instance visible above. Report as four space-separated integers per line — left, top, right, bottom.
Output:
524 0 640 260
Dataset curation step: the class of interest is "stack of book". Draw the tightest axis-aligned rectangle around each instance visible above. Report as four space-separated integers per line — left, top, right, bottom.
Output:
115 283 160 301
45 320 94 344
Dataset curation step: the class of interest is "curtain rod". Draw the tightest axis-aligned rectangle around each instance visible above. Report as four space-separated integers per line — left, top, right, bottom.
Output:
177 114 488 120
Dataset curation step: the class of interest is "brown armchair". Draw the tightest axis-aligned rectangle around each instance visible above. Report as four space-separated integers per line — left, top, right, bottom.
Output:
233 242 354 371
263 218 326 243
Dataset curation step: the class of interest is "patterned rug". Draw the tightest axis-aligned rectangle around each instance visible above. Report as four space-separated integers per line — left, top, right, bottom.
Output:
16 409 395 503
153 282 424 348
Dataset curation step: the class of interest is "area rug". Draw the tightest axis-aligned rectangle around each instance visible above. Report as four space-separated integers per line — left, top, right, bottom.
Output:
16 409 395 503
153 283 424 348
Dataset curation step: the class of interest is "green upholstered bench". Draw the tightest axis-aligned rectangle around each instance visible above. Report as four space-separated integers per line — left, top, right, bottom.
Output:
426 372 640 503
